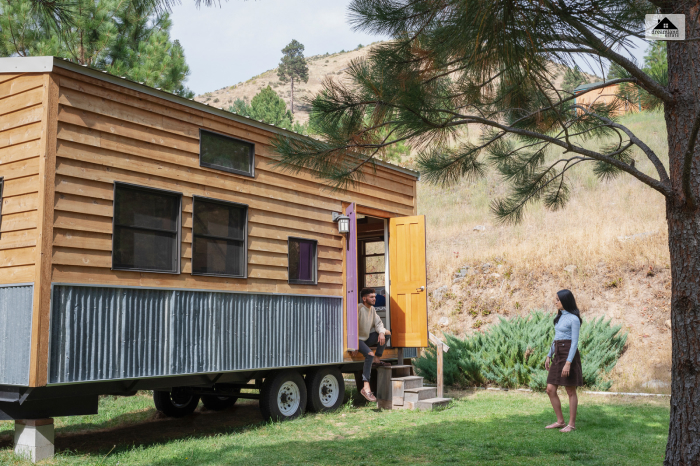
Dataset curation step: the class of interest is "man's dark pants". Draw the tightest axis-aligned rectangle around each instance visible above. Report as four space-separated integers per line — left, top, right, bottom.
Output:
358 332 390 382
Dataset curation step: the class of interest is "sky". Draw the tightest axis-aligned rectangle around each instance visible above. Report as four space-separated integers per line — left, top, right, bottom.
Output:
169 0 388 95
170 1 650 96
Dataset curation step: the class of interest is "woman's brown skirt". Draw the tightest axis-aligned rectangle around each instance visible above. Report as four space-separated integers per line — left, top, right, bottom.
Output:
547 340 583 387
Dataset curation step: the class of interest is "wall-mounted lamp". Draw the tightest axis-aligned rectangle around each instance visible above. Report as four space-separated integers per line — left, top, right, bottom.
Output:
332 212 350 235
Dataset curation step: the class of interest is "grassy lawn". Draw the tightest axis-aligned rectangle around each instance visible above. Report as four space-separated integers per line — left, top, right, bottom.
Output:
0 389 669 465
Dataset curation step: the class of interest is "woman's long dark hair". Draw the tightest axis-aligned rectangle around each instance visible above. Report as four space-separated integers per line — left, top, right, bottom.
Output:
554 289 583 324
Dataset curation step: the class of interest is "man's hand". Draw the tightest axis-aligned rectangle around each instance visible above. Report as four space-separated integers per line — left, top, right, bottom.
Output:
379 333 386 346
561 361 571 377
545 357 550 371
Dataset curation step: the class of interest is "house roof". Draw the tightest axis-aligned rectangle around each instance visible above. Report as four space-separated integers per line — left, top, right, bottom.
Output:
0 56 420 180
573 81 616 93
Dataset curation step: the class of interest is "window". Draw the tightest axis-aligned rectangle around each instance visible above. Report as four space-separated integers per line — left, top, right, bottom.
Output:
191 197 247 277
288 237 317 285
360 238 385 287
112 183 181 273
199 129 255 177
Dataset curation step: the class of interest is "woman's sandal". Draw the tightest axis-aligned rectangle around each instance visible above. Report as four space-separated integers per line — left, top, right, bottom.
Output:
360 388 377 402
560 425 576 432
545 422 566 429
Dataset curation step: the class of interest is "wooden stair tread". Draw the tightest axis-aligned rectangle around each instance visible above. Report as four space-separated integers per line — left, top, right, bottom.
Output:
404 387 435 393
420 397 451 402
391 376 422 381
389 365 414 370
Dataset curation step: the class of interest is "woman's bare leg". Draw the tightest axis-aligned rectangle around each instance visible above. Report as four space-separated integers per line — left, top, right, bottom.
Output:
560 386 578 431
546 384 565 427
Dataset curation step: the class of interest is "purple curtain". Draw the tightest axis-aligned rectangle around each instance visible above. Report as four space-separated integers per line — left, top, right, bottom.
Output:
299 241 312 281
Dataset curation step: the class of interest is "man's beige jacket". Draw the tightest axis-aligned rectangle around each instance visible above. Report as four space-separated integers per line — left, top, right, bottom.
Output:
357 303 386 341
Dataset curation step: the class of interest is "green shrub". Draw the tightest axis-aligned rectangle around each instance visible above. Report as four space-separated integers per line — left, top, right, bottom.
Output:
414 311 627 391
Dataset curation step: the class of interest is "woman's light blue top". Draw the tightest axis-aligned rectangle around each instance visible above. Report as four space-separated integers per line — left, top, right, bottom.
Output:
546 310 581 362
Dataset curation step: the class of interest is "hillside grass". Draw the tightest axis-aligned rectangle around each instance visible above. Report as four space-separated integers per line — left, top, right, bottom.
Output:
0 390 668 465
418 110 673 392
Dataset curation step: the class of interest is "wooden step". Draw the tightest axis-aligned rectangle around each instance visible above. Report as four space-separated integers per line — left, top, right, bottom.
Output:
404 387 437 403
391 376 424 405
389 365 414 377
416 397 452 411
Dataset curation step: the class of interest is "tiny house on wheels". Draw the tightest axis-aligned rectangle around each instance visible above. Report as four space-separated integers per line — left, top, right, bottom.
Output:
0 56 431 429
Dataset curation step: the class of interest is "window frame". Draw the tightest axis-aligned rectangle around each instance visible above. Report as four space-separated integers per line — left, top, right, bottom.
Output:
111 181 182 274
360 237 386 288
287 236 318 285
190 195 249 279
199 128 256 178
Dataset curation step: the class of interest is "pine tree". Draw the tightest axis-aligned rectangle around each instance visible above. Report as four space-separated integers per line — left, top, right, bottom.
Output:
248 86 293 128
0 0 194 97
277 39 309 114
272 2 700 461
561 65 588 93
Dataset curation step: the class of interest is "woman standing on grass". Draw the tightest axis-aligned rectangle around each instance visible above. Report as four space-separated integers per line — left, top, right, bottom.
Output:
544 289 583 433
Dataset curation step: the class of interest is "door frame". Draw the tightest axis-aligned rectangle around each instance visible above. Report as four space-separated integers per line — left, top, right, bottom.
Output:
342 203 399 352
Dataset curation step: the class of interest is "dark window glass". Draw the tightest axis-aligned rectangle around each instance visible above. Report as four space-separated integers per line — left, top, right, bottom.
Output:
200 130 254 176
289 238 317 284
112 184 180 273
192 198 247 277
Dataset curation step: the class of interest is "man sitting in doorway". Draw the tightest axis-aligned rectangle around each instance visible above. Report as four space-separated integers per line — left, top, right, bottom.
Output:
357 287 391 402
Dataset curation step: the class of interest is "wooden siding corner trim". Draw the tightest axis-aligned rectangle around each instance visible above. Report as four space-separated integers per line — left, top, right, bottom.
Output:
29 73 58 387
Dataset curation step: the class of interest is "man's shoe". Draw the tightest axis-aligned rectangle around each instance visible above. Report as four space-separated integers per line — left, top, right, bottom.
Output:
360 388 377 402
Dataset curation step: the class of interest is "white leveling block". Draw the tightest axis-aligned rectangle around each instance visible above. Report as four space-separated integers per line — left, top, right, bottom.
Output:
14 419 54 463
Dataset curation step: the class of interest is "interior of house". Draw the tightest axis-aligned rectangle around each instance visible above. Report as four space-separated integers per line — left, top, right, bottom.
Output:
356 214 390 332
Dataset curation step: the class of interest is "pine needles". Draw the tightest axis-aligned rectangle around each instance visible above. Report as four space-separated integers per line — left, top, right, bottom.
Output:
414 311 627 391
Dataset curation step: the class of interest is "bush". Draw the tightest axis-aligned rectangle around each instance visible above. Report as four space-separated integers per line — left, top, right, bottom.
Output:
414 311 627 391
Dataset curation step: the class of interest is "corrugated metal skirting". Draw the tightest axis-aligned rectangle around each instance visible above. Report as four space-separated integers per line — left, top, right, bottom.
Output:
49 286 343 384
0 284 33 386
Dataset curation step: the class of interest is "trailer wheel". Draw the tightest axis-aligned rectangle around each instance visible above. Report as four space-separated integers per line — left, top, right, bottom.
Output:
153 389 200 418
260 370 307 421
305 366 345 412
201 393 238 411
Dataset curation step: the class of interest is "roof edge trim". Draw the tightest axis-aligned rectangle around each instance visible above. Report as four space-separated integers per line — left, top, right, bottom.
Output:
0 56 54 73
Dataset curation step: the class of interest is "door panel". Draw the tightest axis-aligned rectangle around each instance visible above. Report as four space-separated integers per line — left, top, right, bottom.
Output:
345 203 359 351
389 215 428 347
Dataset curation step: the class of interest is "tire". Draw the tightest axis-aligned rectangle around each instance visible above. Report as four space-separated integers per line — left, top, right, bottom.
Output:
306 366 345 412
260 370 307 422
153 389 200 418
201 392 238 411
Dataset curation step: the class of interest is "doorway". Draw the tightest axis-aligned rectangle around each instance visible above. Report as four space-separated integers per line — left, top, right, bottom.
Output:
356 214 390 333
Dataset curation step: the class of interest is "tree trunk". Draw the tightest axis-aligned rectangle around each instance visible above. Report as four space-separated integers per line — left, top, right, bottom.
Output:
291 76 295 114
664 2 700 463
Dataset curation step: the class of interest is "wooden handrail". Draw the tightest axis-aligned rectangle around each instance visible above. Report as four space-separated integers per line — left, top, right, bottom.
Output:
429 332 449 398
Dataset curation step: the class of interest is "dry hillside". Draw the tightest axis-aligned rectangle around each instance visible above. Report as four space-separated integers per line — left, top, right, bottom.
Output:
195 42 599 125
421 110 672 393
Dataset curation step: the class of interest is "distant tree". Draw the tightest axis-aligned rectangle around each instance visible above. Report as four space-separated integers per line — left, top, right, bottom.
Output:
561 65 588 93
0 0 194 97
277 39 309 114
228 98 252 117
247 86 293 128
610 42 667 111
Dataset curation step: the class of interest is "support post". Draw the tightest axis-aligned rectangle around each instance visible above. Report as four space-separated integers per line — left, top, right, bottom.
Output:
437 342 444 398
376 366 393 409
397 347 405 366
14 419 54 463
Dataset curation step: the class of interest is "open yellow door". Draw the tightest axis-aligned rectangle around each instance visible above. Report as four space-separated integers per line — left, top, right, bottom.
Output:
389 215 428 347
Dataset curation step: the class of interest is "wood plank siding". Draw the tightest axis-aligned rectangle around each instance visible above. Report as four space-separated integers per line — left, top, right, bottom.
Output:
48 67 417 297
0 74 46 284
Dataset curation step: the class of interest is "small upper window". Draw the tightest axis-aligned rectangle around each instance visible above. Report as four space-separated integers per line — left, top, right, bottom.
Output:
191 197 247 277
288 237 317 285
112 183 181 273
199 129 255 177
